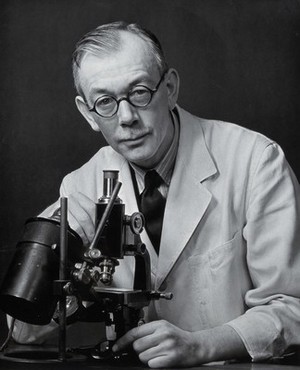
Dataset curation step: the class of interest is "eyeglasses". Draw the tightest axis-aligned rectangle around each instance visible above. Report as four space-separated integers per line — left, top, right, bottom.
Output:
87 71 167 118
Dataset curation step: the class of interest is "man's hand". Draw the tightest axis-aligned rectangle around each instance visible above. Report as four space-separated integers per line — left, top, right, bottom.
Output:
39 192 96 246
112 320 248 368
67 192 96 245
112 320 203 368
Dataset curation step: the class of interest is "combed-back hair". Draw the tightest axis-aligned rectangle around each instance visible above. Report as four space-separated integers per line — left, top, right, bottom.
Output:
72 21 168 95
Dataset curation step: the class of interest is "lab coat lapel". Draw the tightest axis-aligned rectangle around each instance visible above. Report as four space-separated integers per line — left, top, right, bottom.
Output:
156 108 217 289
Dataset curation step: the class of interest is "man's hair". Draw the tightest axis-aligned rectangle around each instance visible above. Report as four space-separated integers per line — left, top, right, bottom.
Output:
72 21 168 95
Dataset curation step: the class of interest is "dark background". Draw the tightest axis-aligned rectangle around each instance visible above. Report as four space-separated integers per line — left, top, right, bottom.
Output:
0 0 299 342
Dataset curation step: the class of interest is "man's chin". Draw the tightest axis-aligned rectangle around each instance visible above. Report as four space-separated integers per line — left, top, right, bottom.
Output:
125 153 158 169
118 142 159 168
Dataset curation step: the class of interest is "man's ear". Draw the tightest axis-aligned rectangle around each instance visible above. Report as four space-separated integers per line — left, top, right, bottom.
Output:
165 68 180 110
75 96 101 132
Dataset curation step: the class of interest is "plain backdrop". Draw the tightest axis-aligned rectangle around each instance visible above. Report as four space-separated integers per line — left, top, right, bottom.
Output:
0 1 299 337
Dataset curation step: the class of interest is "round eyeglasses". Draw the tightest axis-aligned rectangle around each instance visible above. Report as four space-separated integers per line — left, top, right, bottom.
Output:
87 71 167 118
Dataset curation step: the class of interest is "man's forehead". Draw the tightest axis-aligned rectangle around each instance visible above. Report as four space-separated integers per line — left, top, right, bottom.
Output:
77 33 159 92
80 31 155 71
78 36 159 96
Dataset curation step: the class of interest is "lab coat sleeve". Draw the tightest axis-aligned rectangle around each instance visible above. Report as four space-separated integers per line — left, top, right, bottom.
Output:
226 143 300 361
39 172 95 246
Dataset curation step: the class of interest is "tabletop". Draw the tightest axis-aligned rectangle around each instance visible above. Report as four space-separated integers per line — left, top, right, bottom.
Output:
0 344 300 370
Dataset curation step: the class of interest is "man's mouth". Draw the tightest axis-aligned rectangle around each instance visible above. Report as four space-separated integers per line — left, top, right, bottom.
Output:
121 132 149 142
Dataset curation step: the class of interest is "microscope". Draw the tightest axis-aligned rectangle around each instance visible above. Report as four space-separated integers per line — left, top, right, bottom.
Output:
0 170 172 362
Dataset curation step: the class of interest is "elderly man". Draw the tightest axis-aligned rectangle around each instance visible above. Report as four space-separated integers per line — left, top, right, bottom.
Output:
9 21 300 368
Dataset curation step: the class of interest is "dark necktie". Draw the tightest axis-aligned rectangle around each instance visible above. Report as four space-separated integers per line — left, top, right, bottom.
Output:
139 170 166 254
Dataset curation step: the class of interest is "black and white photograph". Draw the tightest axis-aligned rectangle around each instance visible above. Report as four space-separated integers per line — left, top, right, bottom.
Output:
0 1 299 369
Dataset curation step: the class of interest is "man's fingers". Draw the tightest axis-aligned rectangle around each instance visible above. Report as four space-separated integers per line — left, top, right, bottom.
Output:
137 344 164 364
112 326 144 351
112 322 156 352
148 355 172 369
67 192 96 244
133 330 165 353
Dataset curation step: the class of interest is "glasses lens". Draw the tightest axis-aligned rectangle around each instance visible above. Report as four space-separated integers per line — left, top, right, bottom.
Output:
95 96 117 117
129 87 151 107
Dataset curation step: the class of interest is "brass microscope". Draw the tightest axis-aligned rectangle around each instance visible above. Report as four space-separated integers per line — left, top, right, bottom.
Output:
0 170 172 362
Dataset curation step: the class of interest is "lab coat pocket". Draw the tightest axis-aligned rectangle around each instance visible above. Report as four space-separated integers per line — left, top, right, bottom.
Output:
208 230 243 270
187 230 250 327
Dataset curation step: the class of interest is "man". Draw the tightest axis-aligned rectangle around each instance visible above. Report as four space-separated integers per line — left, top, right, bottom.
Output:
10 21 300 368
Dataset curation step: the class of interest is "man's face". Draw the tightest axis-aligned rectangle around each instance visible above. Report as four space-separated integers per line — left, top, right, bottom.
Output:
76 32 177 169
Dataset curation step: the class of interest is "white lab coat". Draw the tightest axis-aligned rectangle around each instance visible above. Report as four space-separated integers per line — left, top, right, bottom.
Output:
11 106 300 361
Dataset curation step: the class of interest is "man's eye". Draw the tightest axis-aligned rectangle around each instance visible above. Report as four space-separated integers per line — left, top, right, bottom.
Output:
131 88 149 97
97 96 115 106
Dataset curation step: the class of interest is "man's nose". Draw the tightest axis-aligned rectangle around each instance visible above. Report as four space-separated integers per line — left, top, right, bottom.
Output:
117 100 137 126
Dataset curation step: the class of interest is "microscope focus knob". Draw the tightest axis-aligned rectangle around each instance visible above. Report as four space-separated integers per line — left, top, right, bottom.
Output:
127 212 145 234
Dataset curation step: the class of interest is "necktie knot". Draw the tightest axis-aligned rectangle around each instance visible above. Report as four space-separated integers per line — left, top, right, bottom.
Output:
144 170 163 189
